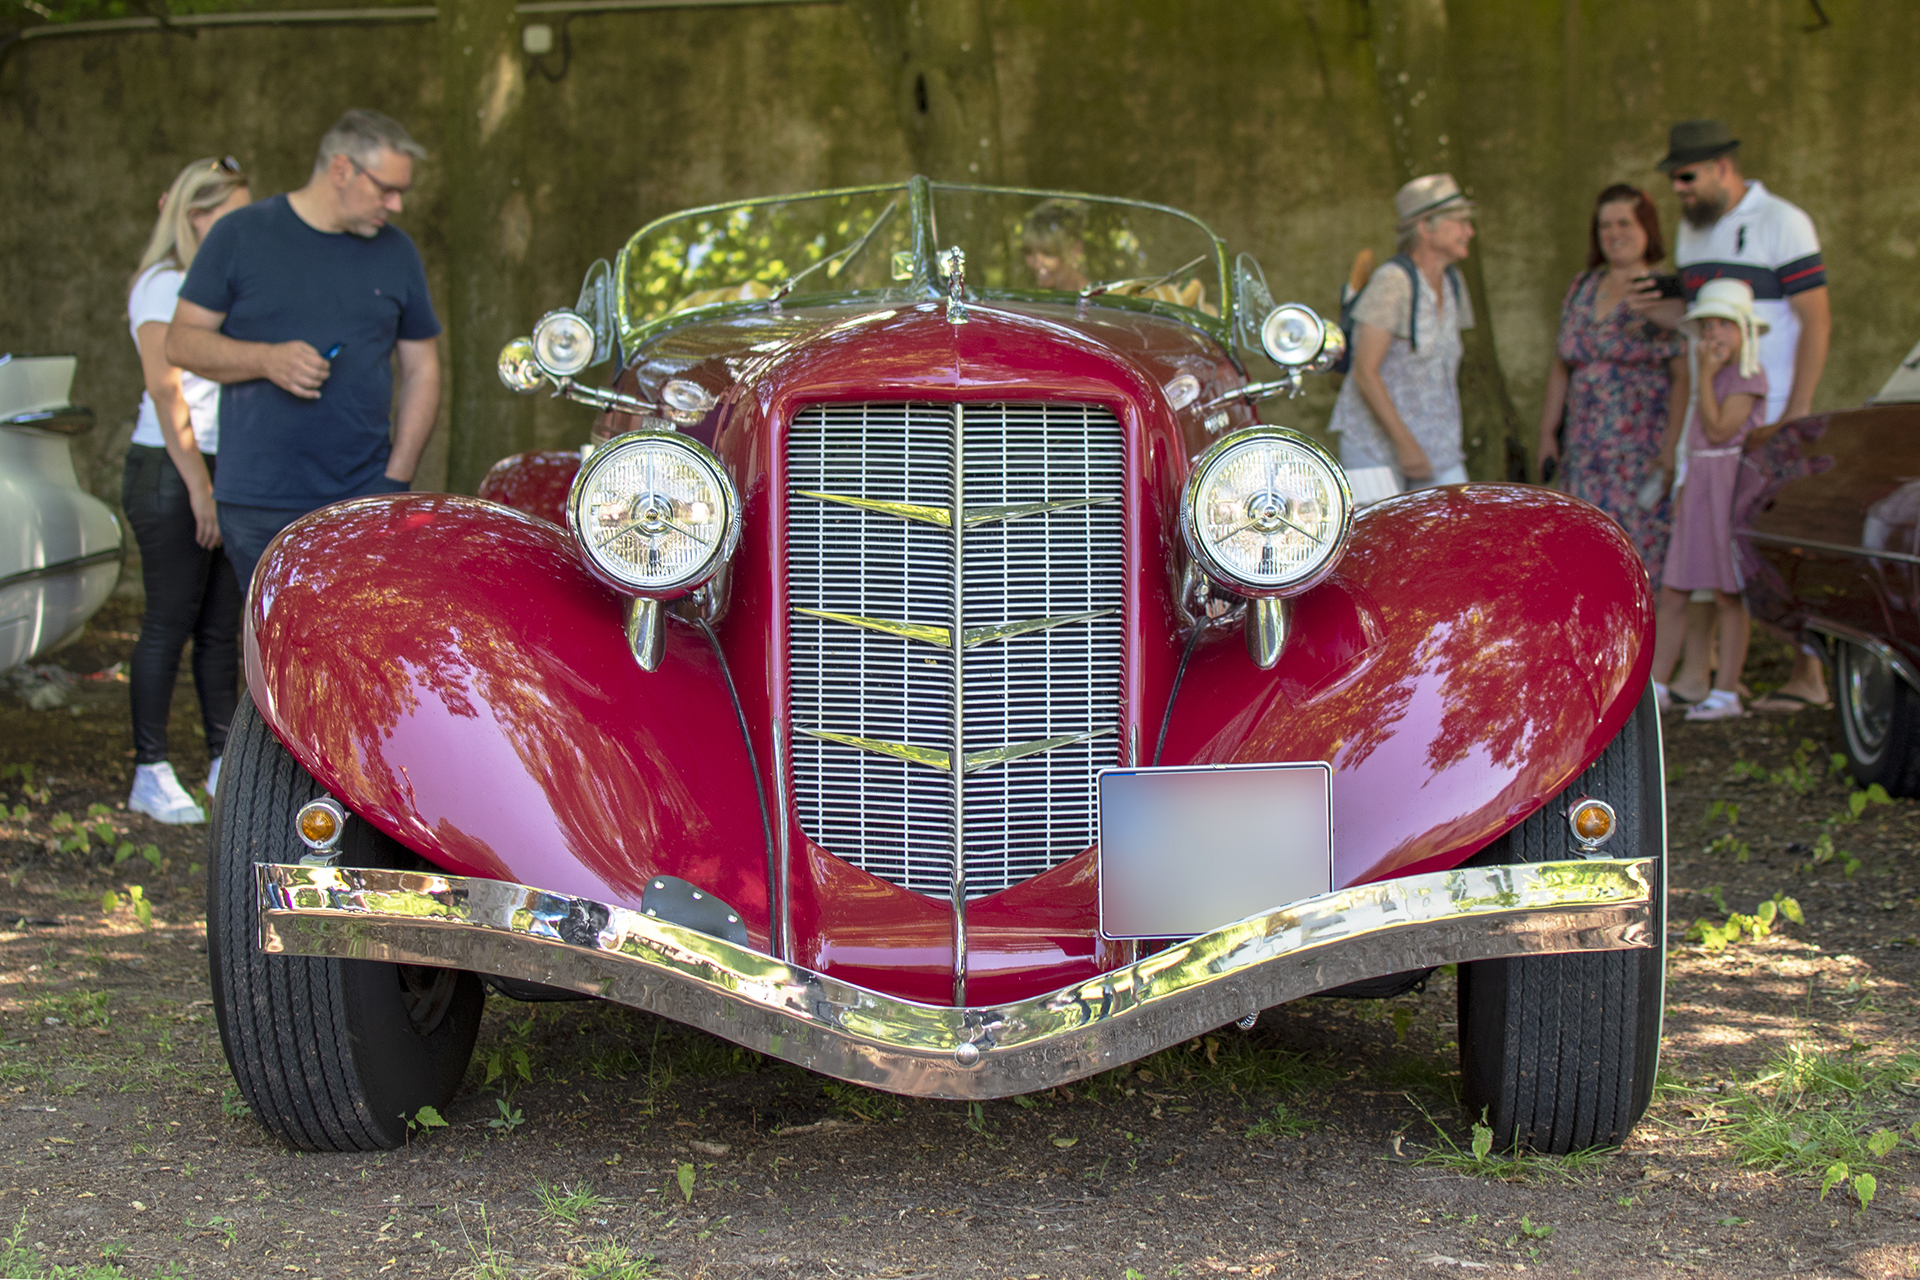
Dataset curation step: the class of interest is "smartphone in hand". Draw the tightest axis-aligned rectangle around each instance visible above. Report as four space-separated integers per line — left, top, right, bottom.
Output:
1634 273 1685 300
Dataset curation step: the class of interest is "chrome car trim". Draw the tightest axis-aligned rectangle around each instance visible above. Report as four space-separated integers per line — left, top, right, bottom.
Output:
793 489 953 528
793 606 1115 652
948 401 969 1004
1741 528 1920 570
772 715 793 961
1246 596 1290 669
794 724 1117 775
258 856 1656 1100
0 546 123 593
966 495 1118 526
1 406 95 436
793 606 951 648
796 725 952 771
962 609 1114 648
625 597 664 671
1802 617 1920 692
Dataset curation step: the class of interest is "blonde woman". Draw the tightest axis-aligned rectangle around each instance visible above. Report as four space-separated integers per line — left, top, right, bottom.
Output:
123 156 249 823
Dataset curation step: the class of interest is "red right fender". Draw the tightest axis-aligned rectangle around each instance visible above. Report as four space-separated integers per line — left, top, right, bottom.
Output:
476 449 580 527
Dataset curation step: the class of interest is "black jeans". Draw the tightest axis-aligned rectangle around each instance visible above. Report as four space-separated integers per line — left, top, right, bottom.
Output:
122 445 242 765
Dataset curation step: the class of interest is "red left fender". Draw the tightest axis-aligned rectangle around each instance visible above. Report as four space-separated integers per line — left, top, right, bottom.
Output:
1162 484 1655 887
243 494 770 938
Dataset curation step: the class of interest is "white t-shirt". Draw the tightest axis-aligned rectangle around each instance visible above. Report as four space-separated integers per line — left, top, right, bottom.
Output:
1675 179 1825 424
128 263 219 454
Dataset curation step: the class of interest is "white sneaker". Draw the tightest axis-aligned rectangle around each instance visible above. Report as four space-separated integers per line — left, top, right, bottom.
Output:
205 756 222 798
128 762 206 825
1685 690 1744 722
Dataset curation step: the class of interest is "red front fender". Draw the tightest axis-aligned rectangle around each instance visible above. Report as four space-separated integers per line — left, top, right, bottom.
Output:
1163 484 1655 887
244 494 770 938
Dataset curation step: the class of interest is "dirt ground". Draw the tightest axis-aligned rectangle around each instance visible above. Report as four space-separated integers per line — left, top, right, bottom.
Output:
3 599 1920 1280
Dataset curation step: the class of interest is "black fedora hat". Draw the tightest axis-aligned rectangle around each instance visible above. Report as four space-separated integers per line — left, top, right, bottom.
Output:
1658 119 1740 172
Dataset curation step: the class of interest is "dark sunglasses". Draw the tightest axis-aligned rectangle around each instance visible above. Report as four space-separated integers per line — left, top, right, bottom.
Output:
1671 168 1705 185
209 155 243 177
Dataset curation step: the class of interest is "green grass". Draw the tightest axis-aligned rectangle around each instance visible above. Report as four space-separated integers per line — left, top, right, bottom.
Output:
1687 1044 1920 1196
533 1178 606 1225
1411 1106 1616 1182
0 1212 158 1279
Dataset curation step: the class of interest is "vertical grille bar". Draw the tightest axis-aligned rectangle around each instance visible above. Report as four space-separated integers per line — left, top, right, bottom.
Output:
786 401 1126 900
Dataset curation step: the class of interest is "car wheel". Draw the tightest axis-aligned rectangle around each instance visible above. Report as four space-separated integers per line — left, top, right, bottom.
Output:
1835 640 1920 797
207 695 484 1151
1457 684 1665 1155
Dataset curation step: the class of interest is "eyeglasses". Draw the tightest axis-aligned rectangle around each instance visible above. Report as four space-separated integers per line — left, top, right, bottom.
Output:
1671 168 1705 186
207 155 243 177
348 156 410 198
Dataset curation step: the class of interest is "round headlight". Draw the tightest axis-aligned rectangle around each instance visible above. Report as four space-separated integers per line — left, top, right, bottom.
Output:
1309 321 1347 373
1180 427 1352 596
497 336 545 393
566 433 741 597
532 309 595 378
1259 303 1327 368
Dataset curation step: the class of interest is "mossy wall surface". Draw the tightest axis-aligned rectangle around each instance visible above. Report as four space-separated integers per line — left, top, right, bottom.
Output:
2 0 1912 501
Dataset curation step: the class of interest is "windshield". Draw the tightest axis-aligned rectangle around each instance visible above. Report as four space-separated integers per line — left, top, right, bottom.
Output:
929 185 1222 318
615 179 1228 346
617 185 912 332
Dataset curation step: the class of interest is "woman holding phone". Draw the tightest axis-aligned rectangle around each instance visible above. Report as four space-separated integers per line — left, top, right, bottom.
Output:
122 156 250 823
1536 184 1689 584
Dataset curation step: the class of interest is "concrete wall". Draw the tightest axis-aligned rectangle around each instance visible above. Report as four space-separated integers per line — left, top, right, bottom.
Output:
2 0 1912 506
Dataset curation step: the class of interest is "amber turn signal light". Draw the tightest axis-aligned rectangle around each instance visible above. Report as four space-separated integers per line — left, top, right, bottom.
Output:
295 798 347 852
1566 797 1617 850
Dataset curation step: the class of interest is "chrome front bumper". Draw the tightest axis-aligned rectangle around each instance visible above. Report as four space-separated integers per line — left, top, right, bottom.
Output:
258 857 1655 1100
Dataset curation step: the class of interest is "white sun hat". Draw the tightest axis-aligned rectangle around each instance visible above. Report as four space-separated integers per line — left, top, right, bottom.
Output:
1681 278 1767 379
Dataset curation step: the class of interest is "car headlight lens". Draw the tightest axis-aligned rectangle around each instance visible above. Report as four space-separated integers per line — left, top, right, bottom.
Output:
1181 427 1352 595
1259 303 1327 368
497 336 545 393
566 433 741 596
532 309 596 378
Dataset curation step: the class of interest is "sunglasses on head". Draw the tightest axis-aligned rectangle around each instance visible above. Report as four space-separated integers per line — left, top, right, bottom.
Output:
207 155 243 177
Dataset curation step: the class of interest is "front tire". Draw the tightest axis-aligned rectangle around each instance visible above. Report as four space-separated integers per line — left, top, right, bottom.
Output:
208 696 484 1151
1457 684 1665 1154
1835 640 1920 797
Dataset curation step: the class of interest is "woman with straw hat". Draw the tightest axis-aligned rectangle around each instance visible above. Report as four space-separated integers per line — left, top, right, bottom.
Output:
1647 277 1769 721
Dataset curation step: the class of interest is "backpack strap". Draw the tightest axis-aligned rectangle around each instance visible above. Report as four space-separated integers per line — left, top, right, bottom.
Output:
1386 253 1420 351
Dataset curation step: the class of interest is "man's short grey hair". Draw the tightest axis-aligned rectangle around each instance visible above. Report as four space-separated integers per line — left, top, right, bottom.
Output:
315 109 427 174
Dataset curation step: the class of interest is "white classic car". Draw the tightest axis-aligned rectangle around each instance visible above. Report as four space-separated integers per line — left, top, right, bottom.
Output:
0 355 123 671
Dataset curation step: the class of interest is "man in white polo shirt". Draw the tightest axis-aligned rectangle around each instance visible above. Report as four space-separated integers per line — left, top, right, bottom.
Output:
1633 118 1832 710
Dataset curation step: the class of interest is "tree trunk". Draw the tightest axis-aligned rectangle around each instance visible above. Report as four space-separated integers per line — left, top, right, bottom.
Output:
849 0 1004 184
440 0 536 493
1369 0 1527 482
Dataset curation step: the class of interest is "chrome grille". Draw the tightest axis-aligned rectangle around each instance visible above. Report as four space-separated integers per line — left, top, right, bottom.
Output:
786 402 1126 898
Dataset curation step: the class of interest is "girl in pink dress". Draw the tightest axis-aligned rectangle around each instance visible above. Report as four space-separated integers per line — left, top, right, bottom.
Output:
1648 278 1768 721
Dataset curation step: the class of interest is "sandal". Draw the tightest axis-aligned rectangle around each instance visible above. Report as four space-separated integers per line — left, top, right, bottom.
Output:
1750 690 1833 713
1685 691 1744 722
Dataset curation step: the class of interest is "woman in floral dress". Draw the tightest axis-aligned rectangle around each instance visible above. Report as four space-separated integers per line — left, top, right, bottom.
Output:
1536 184 1688 583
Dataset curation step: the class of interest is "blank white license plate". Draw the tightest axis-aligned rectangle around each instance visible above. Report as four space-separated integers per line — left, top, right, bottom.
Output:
1096 762 1333 940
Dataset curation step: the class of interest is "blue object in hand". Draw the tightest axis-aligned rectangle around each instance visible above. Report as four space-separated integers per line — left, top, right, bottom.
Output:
323 343 342 360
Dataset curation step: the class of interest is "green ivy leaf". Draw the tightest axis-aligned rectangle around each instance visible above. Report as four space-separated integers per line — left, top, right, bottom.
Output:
413 1105 448 1129
1868 1129 1900 1159
676 1162 696 1203
1853 1172 1877 1209
1470 1123 1492 1163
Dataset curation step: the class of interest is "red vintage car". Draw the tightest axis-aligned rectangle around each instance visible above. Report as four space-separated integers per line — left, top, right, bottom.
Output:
1737 345 1920 794
209 180 1664 1155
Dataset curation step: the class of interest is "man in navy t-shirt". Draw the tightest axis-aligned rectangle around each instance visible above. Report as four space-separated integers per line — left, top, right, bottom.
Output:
168 108 442 594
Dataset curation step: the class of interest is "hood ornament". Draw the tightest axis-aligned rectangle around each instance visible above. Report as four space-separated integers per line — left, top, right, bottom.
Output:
941 246 968 326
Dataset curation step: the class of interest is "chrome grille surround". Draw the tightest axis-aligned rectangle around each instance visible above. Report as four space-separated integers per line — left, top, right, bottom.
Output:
786 402 1127 898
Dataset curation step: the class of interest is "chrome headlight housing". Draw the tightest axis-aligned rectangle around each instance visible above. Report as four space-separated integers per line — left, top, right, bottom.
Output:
566 432 741 597
1180 427 1352 597
1258 303 1328 368
532 309 596 379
